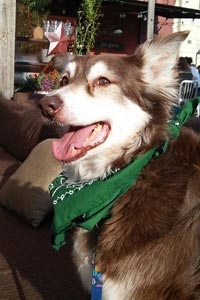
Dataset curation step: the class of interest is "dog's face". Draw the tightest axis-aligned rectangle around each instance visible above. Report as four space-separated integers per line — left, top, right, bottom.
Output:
41 31 188 182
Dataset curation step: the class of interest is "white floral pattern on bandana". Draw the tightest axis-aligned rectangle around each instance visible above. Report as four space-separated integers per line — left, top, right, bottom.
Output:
49 169 120 206
49 173 99 205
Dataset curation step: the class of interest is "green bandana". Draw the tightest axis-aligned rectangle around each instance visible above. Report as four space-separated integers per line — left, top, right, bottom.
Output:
50 98 200 250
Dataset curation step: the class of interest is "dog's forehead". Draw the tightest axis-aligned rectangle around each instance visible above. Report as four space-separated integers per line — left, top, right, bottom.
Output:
65 60 76 77
87 61 109 80
66 56 115 79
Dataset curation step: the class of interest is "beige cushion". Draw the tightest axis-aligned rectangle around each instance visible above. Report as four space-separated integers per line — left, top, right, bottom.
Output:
0 139 62 227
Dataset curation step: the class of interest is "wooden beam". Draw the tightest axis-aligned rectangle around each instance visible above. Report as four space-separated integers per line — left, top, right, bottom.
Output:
0 0 16 99
147 0 155 40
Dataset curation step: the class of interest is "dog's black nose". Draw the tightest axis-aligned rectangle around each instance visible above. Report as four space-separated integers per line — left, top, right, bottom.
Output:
39 95 63 117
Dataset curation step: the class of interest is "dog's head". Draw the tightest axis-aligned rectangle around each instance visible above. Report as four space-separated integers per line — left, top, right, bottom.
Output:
40 31 188 182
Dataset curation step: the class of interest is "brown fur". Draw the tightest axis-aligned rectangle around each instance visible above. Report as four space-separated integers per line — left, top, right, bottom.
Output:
80 127 200 299
40 31 200 299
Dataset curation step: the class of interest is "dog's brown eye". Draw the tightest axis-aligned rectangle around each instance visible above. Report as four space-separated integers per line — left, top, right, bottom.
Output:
96 77 111 87
60 76 69 86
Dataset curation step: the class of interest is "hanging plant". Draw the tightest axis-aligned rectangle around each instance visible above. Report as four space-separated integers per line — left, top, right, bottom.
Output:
75 0 103 55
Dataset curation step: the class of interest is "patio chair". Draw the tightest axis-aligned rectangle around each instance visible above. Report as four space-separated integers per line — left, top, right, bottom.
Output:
178 80 199 116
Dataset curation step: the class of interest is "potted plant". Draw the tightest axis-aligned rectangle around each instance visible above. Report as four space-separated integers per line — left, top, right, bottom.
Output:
75 0 103 55
15 70 61 94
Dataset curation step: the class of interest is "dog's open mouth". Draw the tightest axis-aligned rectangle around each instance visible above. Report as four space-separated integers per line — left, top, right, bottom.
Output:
52 122 110 162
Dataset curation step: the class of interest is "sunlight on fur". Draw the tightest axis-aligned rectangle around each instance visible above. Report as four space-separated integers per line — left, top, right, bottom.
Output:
40 31 200 300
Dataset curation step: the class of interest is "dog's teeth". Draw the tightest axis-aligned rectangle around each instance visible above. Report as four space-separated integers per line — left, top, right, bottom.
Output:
83 124 103 146
96 123 103 131
71 146 76 154
91 124 102 136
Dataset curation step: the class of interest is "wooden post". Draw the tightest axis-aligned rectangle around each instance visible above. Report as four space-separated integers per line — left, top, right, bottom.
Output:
147 0 155 40
0 0 16 99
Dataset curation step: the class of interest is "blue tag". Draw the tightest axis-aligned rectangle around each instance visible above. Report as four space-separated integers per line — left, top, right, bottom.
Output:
91 266 103 300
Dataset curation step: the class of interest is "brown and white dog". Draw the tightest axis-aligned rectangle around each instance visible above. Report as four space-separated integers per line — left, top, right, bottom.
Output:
40 31 200 300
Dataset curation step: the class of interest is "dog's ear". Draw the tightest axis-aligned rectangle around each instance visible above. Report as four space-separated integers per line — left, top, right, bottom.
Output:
52 54 75 73
134 31 189 88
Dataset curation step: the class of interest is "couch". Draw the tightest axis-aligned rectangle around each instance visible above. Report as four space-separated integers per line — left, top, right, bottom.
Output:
0 96 199 300
0 97 89 300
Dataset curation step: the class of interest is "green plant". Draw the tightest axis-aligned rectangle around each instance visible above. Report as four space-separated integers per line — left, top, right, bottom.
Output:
17 0 50 14
76 0 103 55
17 0 50 28
30 11 46 28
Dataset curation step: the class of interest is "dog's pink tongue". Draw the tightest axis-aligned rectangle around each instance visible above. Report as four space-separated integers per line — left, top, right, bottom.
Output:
52 123 109 162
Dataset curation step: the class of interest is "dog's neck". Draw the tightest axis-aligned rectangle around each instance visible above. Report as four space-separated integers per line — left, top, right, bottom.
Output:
62 155 117 184
62 151 137 184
